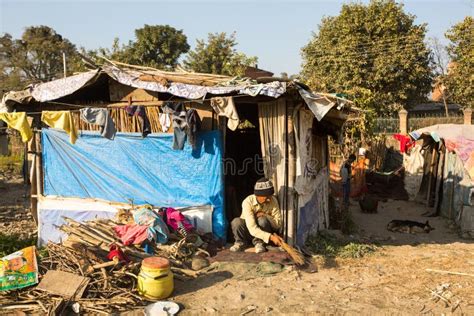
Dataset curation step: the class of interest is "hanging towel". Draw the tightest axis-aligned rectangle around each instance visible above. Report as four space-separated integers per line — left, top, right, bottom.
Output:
163 102 187 150
159 113 171 132
0 112 33 142
186 108 201 149
41 111 78 144
393 134 414 153
210 96 239 131
125 105 151 137
80 108 116 140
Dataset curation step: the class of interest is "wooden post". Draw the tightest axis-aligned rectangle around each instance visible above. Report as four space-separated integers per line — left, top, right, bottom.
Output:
286 99 296 245
30 133 38 225
398 108 408 135
464 108 472 125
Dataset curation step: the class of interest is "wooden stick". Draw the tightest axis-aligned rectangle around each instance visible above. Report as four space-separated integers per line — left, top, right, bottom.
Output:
425 269 474 277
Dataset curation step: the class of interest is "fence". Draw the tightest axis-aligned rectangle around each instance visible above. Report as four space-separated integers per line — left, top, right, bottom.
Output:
372 117 400 134
373 109 471 135
408 113 464 131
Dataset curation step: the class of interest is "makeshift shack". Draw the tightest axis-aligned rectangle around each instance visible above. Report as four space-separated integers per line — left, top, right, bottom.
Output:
401 124 474 237
1 61 356 246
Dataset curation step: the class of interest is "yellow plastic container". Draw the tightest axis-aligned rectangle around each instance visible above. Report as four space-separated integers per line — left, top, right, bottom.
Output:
137 257 174 300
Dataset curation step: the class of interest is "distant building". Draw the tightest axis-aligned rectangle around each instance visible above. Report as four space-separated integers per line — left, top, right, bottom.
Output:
410 102 462 116
244 65 273 79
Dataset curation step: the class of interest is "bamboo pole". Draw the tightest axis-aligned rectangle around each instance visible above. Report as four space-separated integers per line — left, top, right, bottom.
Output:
286 98 296 245
29 134 38 225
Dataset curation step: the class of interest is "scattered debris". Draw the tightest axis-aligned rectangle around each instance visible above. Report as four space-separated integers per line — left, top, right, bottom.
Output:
36 270 90 299
0 217 212 314
425 268 474 278
427 283 463 311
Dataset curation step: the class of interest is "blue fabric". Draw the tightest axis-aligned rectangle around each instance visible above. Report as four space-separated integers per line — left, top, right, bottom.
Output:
41 128 226 240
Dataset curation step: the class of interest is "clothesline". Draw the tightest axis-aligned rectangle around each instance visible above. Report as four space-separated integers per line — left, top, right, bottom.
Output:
20 94 253 115
1 95 241 148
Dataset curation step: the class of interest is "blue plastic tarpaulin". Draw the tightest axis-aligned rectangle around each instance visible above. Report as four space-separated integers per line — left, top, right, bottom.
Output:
41 128 226 240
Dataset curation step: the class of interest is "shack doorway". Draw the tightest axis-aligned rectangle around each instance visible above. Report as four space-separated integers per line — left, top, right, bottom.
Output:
224 103 264 240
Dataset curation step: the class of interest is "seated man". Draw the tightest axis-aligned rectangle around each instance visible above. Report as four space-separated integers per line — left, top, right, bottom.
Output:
230 178 283 253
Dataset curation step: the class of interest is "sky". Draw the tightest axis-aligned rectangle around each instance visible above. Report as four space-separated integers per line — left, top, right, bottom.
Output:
0 0 472 75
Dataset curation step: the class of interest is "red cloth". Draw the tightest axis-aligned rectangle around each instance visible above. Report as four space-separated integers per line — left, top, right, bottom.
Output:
107 244 129 262
114 224 149 246
393 134 414 153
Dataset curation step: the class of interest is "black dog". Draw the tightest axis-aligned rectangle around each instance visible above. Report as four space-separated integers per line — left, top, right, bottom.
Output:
387 220 434 234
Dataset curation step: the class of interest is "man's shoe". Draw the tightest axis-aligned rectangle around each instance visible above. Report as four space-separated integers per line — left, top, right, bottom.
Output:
230 242 244 252
255 242 266 253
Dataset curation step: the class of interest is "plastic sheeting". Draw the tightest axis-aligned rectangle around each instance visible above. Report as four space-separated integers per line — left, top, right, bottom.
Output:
38 197 119 245
41 128 226 240
296 167 329 246
105 66 286 100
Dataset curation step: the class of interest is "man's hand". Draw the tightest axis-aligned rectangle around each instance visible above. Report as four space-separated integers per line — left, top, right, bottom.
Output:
269 233 283 246
256 211 266 218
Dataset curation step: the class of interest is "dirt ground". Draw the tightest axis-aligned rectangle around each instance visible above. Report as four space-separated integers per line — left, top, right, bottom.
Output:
0 171 36 240
1 175 473 315
169 199 474 315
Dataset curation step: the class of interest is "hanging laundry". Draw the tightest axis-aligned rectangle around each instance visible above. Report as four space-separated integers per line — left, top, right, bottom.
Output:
41 111 78 144
162 102 187 150
393 134 414 153
185 108 201 149
79 108 116 140
210 96 240 131
159 113 171 132
0 112 33 142
125 105 151 137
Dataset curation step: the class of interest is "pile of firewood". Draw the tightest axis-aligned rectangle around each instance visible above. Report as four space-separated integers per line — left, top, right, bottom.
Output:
0 217 210 314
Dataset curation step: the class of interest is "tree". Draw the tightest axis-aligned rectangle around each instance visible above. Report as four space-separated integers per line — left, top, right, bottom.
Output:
0 26 80 84
87 25 189 70
301 0 433 114
184 32 257 76
444 17 473 108
429 37 450 116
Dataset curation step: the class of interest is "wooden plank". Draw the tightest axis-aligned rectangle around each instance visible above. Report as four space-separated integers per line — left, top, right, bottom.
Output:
108 79 159 102
37 270 90 299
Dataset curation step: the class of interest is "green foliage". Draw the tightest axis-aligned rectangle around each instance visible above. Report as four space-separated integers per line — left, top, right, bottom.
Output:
306 233 378 258
128 25 190 69
184 32 257 76
86 25 190 70
0 26 81 84
0 154 23 174
301 0 433 114
444 16 473 108
0 233 36 257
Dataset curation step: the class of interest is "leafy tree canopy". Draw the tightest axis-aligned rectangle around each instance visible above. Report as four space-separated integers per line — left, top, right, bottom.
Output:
0 26 80 87
444 16 473 108
301 0 433 114
184 32 257 76
96 25 190 70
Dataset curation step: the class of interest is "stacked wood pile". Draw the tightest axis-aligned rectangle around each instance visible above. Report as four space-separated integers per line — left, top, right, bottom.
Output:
0 218 209 314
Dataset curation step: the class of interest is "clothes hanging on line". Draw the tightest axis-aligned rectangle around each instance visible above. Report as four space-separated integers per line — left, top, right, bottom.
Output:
185 108 201 149
0 112 33 142
163 102 188 150
393 133 414 153
125 105 151 137
80 108 116 140
210 96 239 131
159 113 171 132
41 111 78 144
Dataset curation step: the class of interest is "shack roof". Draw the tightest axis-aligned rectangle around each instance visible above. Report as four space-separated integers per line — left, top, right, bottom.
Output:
1 61 357 125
